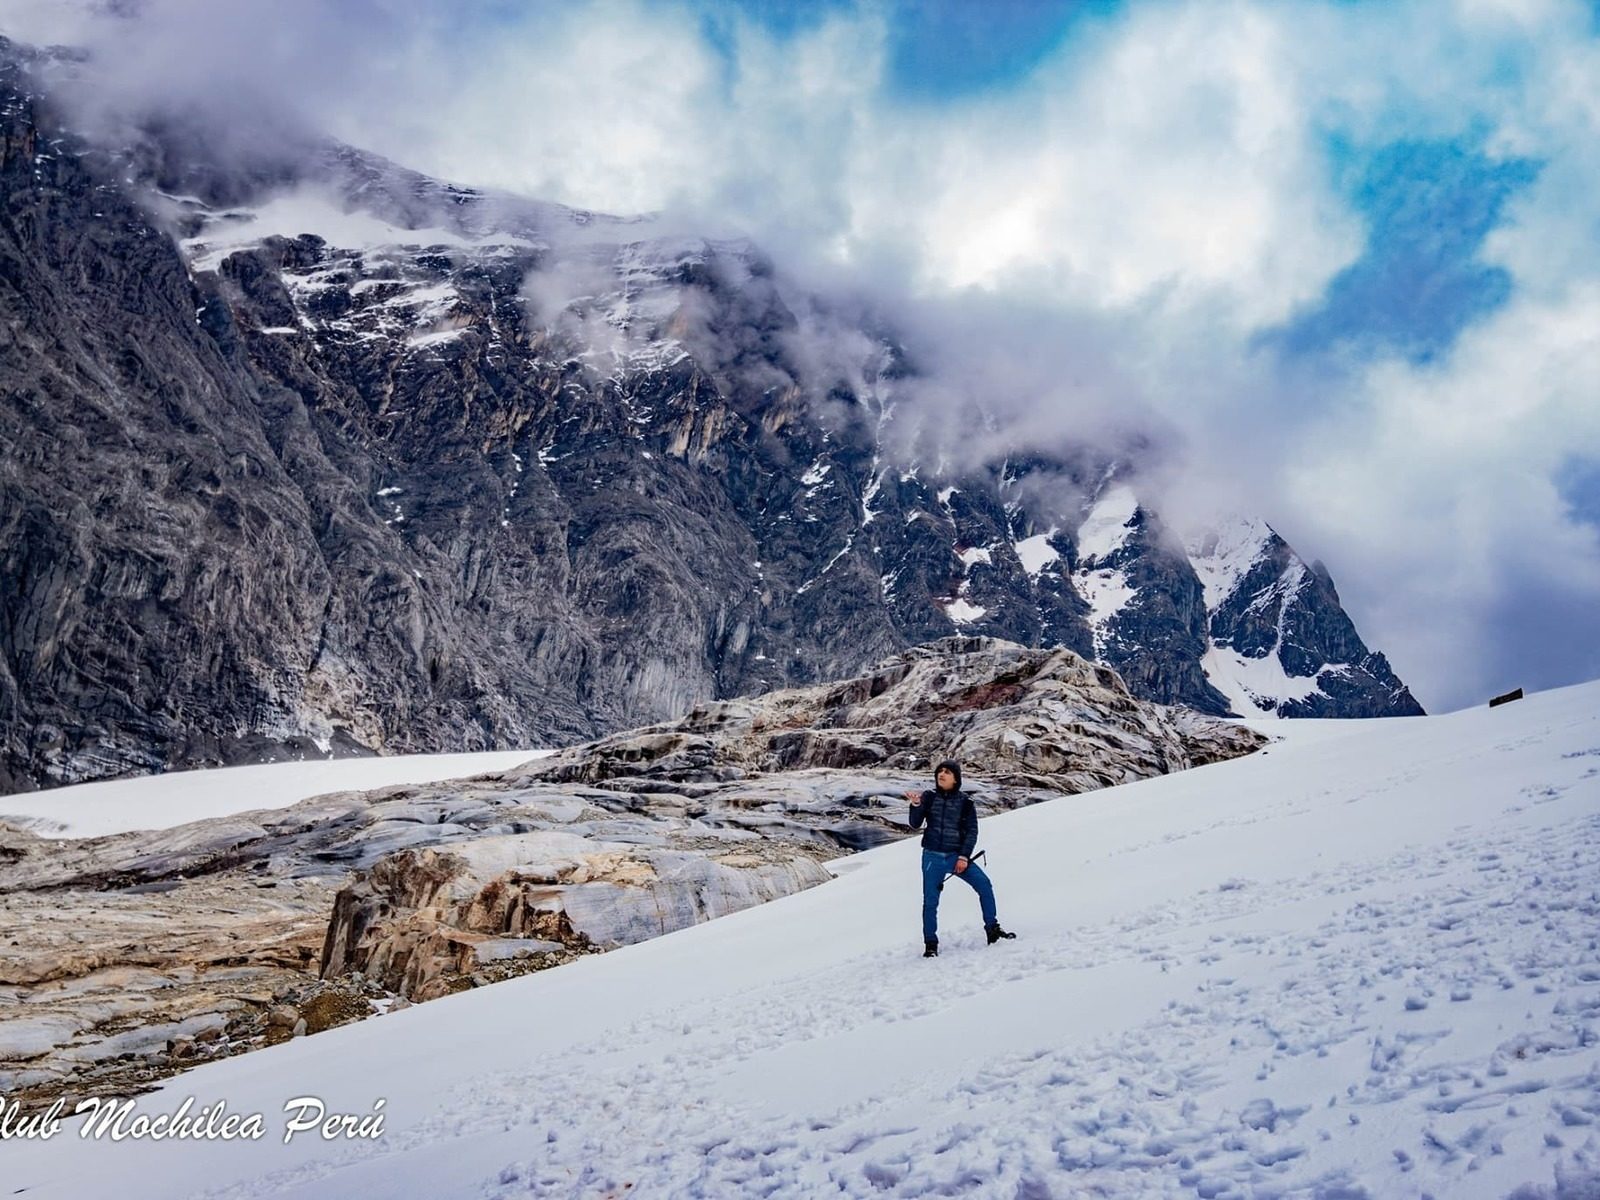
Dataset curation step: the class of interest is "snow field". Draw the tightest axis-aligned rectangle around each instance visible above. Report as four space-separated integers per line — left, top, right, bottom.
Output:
0 749 553 838
4 683 1597 1199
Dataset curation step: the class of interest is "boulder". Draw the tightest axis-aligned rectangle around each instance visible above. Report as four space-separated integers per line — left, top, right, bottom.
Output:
319 834 832 1000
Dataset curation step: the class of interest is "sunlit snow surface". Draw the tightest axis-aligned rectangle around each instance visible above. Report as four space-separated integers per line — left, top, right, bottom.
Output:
1188 516 1276 613
6 682 1599 1198
1012 530 1060 576
1075 484 1140 564
1202 644 1351 720
0 750 552 839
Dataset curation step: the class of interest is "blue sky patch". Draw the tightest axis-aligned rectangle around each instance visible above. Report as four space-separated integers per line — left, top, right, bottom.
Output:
1266 137 1539 366
1557 456 1600 536
878 0 1119 98
692 0 1120 99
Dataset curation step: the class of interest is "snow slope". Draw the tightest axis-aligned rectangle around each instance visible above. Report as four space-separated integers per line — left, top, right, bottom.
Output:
1201 642 1344 722
1073 484 1140 657
1188 518 1277 615
6 684 1599 1199
0 750 552 839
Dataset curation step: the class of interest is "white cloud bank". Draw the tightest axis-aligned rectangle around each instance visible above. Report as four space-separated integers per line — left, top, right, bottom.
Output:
4 0 1599 711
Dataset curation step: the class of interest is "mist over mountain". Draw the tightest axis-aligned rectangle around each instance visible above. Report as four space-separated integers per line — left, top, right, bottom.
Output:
0 33 1421 792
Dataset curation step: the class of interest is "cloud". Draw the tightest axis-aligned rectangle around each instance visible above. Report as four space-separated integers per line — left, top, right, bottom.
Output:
5 0 1600 711
1278 281 1600 704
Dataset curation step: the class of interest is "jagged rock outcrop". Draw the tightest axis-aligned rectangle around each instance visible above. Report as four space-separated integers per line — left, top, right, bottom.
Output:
1072 489 1229 713
0 869 340 1102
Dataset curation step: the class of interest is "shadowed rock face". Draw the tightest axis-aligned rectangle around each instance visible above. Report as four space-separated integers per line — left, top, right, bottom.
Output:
0 41 1414 793
0 637 1262 1108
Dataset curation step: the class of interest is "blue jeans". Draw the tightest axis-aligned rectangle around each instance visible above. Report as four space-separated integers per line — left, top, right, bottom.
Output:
921 850 997 941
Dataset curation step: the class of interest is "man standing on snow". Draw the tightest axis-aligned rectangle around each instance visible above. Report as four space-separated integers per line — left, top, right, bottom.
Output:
904 759 1014 957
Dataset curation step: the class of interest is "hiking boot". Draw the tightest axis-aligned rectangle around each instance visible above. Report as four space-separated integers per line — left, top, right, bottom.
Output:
985 922 1015 945
923 939 939 957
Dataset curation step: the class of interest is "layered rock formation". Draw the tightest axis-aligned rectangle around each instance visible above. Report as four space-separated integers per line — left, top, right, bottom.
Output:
0 637 1263 1108
518 635 1265 793
0 39 1415 793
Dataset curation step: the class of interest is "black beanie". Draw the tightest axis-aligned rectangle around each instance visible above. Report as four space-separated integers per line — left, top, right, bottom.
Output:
935 759 962 791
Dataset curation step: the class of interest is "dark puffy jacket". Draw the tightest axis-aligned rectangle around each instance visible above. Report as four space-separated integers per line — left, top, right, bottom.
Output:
909 761 978 858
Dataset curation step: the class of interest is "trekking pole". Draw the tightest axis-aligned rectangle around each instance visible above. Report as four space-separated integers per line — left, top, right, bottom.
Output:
937 849 986 892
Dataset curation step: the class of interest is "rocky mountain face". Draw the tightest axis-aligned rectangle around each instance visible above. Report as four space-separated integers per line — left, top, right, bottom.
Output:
0 636 1263 1109
0 39 1419 792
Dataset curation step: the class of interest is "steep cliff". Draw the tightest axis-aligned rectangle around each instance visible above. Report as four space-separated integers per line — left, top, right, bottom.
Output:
0 40 1420 792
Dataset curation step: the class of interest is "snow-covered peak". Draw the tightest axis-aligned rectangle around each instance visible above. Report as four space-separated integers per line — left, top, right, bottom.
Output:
1178 515 1408 719
1186 515 1276 612
1074 483 1139 566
